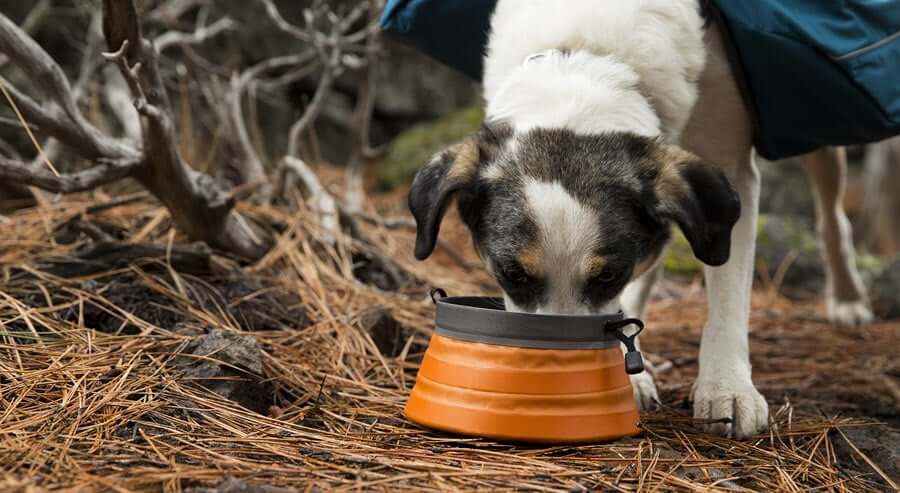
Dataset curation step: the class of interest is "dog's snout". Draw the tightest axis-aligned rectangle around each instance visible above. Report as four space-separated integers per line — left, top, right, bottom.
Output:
505 294 621 316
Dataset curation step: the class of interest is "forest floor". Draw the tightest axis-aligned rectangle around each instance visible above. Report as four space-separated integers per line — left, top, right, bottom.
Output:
0 187 898 492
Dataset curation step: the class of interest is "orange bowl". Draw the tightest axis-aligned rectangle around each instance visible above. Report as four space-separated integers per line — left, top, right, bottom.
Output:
404 295 642 443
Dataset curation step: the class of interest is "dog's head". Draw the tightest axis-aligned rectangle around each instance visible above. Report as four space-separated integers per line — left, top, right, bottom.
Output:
409 122 740 314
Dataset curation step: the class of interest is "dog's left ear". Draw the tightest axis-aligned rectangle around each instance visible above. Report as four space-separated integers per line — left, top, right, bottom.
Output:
651 145 741 266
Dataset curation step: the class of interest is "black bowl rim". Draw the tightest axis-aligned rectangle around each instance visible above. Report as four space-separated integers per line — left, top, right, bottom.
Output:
434 296 624 349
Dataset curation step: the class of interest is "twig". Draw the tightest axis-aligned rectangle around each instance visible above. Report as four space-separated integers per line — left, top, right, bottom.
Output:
154 17 237 52
259 0 315 43
280 156 339 246
0 78 58 175
0 156 141 193
228 52 316 184
286 58 338 158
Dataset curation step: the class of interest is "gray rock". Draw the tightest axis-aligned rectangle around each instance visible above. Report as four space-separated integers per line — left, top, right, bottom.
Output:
833 426 900 490
871 257 900 319
173 329 272 413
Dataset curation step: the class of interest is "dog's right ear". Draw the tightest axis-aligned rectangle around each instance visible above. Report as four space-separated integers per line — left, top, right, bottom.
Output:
408 123 509 260
408 140 480 260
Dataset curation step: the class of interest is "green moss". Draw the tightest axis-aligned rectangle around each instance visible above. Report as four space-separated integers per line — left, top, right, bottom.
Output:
856 252 884 276
663 229 703 275
664 214 820 276
377 106 484 191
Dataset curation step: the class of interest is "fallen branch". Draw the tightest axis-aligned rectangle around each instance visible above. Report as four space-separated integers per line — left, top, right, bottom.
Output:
279 156 339 246
0 156 141 193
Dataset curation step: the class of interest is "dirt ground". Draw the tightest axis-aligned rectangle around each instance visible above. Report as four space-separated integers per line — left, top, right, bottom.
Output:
0 194 898 492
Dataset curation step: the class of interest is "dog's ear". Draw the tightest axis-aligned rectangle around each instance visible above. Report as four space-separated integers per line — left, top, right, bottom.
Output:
651 145 741 266
408 123 509 260
408 140 480 260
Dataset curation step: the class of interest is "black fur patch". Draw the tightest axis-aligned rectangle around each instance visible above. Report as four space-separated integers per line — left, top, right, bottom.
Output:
669 163 741 266
408 121 512 260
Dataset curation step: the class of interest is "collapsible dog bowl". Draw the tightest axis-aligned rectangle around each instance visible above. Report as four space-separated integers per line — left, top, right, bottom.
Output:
405 289 645 443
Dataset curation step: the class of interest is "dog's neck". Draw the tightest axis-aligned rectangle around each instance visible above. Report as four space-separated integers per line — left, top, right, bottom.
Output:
485 50 662 138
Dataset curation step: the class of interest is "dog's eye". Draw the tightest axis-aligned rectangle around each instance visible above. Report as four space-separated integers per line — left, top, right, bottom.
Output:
590 268 625 286
497 262 534 287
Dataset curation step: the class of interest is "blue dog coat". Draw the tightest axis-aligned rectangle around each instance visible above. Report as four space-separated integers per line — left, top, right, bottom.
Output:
381 1 900 160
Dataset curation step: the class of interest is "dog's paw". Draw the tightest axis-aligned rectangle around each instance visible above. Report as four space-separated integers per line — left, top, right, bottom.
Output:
827 299 873 327
691 377 768 438
630 370 659 411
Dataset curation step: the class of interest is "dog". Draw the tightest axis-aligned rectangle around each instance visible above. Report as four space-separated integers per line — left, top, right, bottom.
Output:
407 0 873 438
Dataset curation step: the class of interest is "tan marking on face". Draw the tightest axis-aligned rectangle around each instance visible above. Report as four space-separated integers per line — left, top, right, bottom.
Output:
651 144 699 207
585 255 607 277
517 242 545 278
446 140 480 181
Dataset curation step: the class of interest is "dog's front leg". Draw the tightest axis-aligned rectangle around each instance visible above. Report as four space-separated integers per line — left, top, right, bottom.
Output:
690 156 768 438
680 23 768 439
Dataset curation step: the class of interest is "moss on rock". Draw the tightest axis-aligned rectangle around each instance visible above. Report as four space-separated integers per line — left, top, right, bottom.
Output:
378 106 484 191
663 214 885 298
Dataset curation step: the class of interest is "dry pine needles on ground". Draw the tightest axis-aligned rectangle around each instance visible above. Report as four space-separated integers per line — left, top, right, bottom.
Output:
0 194 898 492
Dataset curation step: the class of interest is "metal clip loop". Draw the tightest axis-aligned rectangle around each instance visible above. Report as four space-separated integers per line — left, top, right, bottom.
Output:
429 287 448 304
605 318 645 375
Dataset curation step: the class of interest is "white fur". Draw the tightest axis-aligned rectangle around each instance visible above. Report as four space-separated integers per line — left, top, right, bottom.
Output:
674 25 768 438
798 149 873 327
484 0 706 141
510 178 623 315
487 52 661 137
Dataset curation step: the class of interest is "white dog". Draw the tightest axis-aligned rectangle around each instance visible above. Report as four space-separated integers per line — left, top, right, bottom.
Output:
408 0 873 438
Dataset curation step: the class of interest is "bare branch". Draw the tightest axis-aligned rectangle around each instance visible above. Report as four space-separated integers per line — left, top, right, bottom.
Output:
0 156 141 193
0 13 83 127
227 52 316 184
154 17 237 52
21 0 52 35
103 2 272 259
259 0 315 43
148 0 205 24
0 137 20 160
102 64 142 142
280 156 340 246
101 0 143 62
0 16 134 160
344 1 382 214
0 115 39 132
287 60 337 158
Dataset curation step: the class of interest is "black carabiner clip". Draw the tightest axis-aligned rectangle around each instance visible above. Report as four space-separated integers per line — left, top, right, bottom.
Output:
605 317 645 375
429 287 448 304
